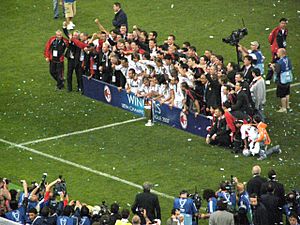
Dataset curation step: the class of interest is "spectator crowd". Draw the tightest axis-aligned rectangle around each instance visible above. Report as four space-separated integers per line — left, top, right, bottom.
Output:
1 166 299 225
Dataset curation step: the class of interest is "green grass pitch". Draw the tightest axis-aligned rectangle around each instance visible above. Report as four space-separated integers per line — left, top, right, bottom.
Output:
0 0 299 223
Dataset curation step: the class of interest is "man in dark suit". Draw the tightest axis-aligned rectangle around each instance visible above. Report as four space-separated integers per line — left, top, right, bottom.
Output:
112 2 128 30
260 183 282 225
231 82 252 119
240 55 254 83
131 182 161 224
205 65 221 109
206 107 231 147
261 169 285 208
99 43 112 83
247 165 267 198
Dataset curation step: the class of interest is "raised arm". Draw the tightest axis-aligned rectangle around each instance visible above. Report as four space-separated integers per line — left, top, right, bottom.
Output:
95 19 109 35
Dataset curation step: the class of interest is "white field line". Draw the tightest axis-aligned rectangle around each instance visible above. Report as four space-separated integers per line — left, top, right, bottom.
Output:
0 138 174 200
266 82 300 92
19 117 145 146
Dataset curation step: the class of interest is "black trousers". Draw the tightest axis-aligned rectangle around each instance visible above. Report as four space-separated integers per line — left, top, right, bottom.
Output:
50 61 64 89
67 59 83 91
102 72 112 84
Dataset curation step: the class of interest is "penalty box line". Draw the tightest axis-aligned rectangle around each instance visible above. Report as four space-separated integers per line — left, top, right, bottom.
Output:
19 117 145 146
0 138 174 200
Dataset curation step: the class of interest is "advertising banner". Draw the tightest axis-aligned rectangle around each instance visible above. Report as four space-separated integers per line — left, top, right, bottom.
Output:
152 101 210 137
83 76 210 137
83 76 144 116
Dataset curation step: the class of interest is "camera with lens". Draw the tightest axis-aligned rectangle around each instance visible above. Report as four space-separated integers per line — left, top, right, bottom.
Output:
220 176 236 194
99 201 110 217
3 178 11 185
189 191 202 210
54 175 67 196
138 207 144 214
222 28 248 46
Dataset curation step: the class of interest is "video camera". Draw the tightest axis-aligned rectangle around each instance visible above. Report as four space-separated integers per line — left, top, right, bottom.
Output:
222 28 248 46
188 187 202 210
54 175 67 196
220 175 236 194
98 201 110 217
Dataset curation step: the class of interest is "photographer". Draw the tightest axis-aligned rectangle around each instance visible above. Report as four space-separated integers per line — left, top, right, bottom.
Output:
0 178 11 215
5 180 28 224
238 41 265 75
236 183 253 225
283 191 300 224
271 48 293 113
115 209 132 225
200 189 217 219
109 202 122 225
173 190 198 225
166 208 180 225
249 193 269 225
73 202 91 225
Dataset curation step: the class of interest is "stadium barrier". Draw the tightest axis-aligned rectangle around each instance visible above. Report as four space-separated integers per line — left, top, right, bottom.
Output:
0 217 21 225
82 76 210 138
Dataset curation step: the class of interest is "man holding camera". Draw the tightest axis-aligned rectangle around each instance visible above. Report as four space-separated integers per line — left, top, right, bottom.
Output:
271 48 293 113
0 178 11 215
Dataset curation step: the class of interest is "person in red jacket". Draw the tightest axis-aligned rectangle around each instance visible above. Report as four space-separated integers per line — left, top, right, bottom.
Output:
44 30 69 90
268 18 288 61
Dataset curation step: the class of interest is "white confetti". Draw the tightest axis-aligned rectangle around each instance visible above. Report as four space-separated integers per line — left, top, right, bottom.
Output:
235 155 239 158
273 3 276 6
265 27 270 30
279 158 283 161
220 168 224 171
171 4 174 8
29 157 33 160
154 184 159 187
297 10 300 13
209 36 214 39
187 138 192 142
273 14 276 17
112 167 115 170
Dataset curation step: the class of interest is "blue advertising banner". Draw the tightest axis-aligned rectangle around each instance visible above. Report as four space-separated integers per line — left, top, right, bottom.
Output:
83 76 144 116
152 101 211 137
83 76 210 137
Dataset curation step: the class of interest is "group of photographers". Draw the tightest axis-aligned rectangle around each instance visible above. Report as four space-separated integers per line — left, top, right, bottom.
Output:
1 166 299 225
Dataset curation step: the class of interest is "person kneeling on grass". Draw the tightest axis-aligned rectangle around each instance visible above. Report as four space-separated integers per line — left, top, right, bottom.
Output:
242 115 281 160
